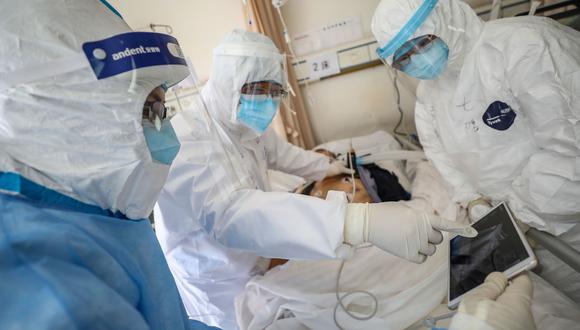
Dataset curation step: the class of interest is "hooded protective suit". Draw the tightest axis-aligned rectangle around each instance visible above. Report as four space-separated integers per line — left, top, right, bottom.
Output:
0 1 205 329
157 29 467 329
372 0 580 302
154 30 345 329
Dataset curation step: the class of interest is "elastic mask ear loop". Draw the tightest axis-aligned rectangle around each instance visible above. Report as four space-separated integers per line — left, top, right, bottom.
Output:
154 116 162 131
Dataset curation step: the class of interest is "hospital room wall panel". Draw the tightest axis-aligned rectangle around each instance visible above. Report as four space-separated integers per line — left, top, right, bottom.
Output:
280 0 419 144
302 65 418 145
107 0 246 82
279 0 511 145
107 0 497 146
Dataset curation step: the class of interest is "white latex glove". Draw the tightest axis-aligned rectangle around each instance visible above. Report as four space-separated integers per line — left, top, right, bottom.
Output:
468 197 492 223
344 202 476 263
450 272 536 330
325 159 355 178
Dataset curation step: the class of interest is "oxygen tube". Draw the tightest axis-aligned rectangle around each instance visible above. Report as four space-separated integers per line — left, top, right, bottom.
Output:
333 146 379 330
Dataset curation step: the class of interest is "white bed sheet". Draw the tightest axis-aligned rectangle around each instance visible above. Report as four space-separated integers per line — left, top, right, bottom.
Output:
246 131 580 330
239 131 460 329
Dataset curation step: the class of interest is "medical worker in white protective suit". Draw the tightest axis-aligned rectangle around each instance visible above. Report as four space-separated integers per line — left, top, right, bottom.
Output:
155 29 473 329
0 1 216 329
372 0 580 303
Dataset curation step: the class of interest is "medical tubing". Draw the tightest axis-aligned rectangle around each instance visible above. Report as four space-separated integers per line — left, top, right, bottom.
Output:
527 228 580 274
273 2 321 142
389 69 422 151
333 258 379 330
333 149 378 329
423 310 457 327
392 71 405 139
348 149 356 201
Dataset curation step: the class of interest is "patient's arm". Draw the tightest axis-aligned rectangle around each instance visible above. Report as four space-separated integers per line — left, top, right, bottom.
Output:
262 128 329 181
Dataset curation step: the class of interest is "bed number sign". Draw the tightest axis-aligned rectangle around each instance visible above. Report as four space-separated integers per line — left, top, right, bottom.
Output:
308 52 340 80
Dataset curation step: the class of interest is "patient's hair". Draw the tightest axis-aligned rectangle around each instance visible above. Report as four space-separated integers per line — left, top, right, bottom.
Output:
309 174 373 203
308 149 372 202
307 148 410 203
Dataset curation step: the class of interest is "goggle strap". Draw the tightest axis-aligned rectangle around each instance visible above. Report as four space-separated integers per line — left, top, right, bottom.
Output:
376 0 438 60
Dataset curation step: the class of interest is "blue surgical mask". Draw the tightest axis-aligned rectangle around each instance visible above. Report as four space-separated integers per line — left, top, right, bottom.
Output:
143 120 181 165
397 38 449 80
237 94 280 134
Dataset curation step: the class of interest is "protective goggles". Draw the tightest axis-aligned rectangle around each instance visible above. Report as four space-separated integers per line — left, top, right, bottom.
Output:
240 80 288 99
375 0 438 64
391 34 440 70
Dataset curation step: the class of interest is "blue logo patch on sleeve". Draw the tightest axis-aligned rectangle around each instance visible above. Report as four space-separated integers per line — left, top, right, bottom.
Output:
482 101 516 131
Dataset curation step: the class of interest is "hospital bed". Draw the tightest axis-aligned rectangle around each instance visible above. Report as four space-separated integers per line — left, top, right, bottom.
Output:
268 130 418 194
241 131 455 330
238 130 580 330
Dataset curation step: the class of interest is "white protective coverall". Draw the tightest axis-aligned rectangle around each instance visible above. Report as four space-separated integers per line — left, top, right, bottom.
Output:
154 30 348 329
0 1 198 328
372 0 580 302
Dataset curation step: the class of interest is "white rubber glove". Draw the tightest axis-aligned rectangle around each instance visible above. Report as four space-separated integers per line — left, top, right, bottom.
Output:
325 159 355 178
468 197 492 223
344 202 476 263
450 272 536 330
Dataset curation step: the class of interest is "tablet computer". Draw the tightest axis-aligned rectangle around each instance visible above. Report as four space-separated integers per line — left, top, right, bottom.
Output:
448 202 537 308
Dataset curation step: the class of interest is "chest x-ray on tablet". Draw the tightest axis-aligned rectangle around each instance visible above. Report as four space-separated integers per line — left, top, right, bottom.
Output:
449 202 537 308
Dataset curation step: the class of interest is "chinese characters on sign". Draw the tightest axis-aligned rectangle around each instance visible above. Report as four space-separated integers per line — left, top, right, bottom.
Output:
307 52 340 80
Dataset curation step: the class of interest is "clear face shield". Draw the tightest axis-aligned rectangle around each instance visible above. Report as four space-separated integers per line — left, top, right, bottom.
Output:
81 32 190 166
390 34 450 80
375 0 448 80
0 31 190 165
0 30 191 218
212 41 288 135
237 79 289 134
0 31 190 114
171 88 262 209
163 39 291 209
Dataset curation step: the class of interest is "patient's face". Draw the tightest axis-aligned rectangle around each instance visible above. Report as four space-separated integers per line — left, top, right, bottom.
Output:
310 175 373 203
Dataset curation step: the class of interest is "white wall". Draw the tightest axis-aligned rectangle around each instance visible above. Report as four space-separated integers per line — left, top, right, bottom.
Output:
302 66 418 145
108 0 417 145
280 0 419 145
279 0 511 145
107 0 246 82
107 0 503 146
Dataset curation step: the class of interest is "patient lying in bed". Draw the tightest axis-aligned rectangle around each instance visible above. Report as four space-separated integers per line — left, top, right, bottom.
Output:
268 148 412 269
238 132 580 330
302 148 410 204
237 132 460 329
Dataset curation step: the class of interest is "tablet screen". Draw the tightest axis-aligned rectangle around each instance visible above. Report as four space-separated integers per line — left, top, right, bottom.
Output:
449 204 530 301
